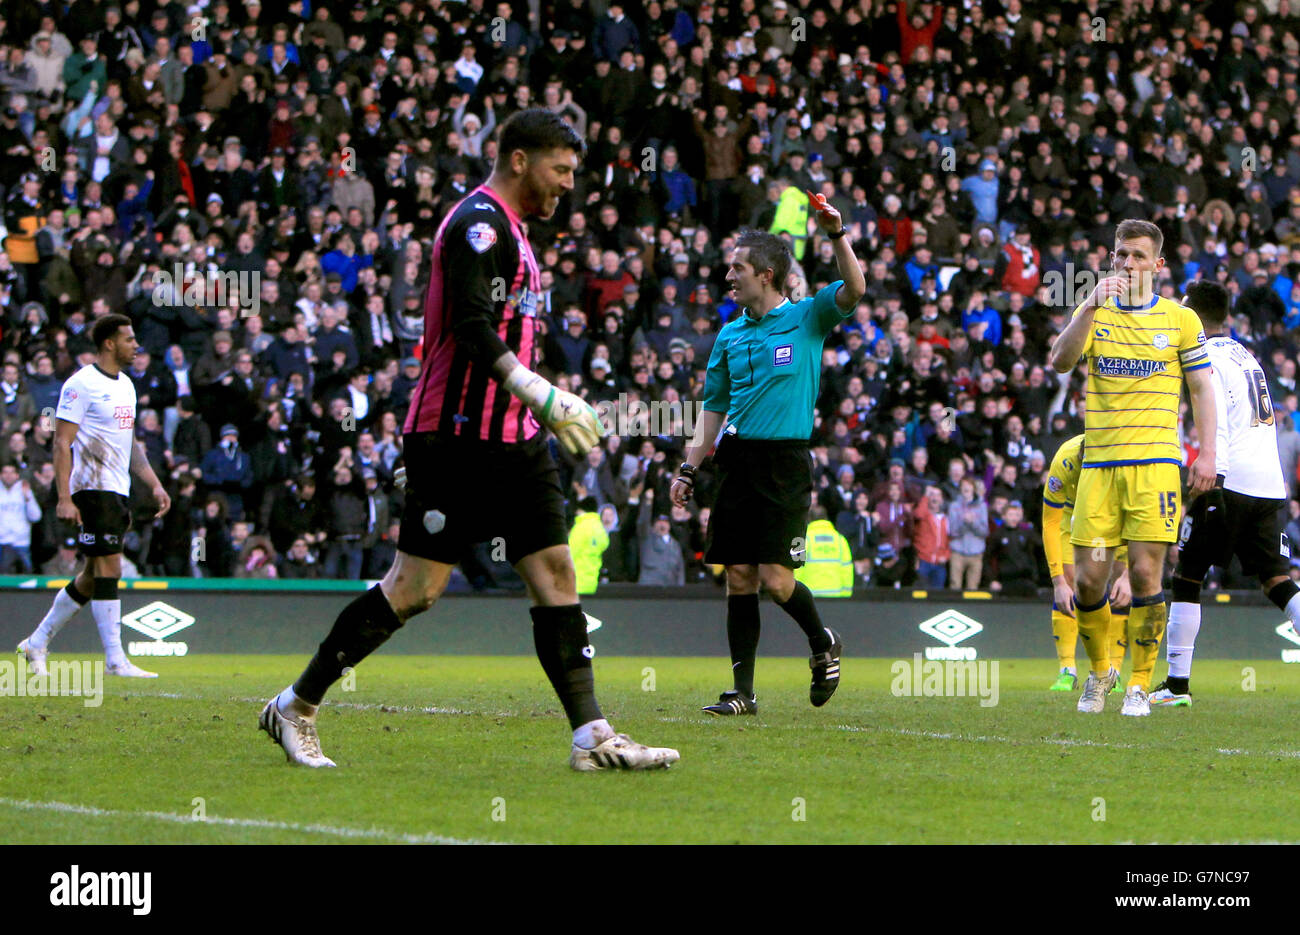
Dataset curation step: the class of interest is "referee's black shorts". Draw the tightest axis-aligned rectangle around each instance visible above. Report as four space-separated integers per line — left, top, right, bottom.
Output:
704 434 812 569
73 490 132 557
1176 487 1291 582
397 432 569 567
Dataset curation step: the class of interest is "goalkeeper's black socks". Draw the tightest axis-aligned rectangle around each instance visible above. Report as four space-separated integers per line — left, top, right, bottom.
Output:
531 604 603 729
293 584 404 705
777 581 833 653
727 593 761 697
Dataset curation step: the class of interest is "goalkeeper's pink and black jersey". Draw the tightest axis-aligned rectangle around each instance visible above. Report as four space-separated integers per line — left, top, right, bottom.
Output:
404 184 543 444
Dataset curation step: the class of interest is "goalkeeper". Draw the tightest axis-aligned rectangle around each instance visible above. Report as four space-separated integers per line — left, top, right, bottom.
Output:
259 109 677 772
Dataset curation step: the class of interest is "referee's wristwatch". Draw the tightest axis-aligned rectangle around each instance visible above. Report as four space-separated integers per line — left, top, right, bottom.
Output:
828 226 849 240
675 462 698 498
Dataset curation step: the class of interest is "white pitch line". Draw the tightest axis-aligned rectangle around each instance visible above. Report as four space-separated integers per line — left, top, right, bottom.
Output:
123 691 501 718
0 796 503 845
111 692 1300 759
654 715 1300 759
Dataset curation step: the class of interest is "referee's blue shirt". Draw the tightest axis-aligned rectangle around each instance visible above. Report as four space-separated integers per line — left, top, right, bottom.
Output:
702 280 849 440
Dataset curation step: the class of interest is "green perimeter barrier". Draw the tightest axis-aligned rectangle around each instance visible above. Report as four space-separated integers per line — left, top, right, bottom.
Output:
1 579 1295 660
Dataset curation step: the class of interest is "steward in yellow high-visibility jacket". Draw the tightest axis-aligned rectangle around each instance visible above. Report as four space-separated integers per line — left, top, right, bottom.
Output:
770 181 810 261
794 517 854 597
568 497 609 595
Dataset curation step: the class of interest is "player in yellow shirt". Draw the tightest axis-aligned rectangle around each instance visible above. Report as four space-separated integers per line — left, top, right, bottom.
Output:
1042 430 1130 691
1048 219 1217 716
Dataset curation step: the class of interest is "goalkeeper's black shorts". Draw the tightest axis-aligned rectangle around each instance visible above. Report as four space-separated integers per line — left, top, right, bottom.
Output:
704 434 812 569
1175 487 1291 581
397 432 568 566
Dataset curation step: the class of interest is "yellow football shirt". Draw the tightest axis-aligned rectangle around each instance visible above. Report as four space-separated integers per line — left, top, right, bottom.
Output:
1042 433 1130 576
1073 294 1209 467
1043 434 1084 578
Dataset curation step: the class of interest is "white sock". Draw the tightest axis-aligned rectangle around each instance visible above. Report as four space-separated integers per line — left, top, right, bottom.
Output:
276 685 317 718
1285 592 1300 632
29 587 87 650
1167 601 1201 679
93 599 126 668
573 718 614 749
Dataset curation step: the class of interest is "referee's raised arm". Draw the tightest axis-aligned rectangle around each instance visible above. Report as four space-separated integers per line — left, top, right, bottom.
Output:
806 190 865 312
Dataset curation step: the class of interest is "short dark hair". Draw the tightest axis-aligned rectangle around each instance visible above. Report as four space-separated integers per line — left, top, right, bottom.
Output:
1114 218 1164 256
1184 280 1230 326
735 229 792 294
92 313 133 350
495 108 585 168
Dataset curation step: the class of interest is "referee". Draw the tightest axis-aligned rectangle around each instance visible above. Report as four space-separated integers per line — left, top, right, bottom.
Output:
670 196 866 715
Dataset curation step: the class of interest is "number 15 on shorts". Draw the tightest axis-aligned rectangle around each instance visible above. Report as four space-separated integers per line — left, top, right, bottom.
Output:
1159 489 1178 529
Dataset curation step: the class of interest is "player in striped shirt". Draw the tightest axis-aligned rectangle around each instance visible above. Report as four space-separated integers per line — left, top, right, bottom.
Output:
1048 219 1218 717
1041 428 1130 692
260 110 677 771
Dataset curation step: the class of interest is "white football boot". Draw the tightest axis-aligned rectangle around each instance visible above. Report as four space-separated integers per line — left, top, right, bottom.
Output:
259 697 336 768
570 733 680 771
106 660 158 678
1076 667 1119 713
1150 688 1191 707
16 639 47 677
1120 685 1151 717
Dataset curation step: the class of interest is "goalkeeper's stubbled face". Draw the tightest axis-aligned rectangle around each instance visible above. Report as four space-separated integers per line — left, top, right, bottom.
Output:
522 149 579 219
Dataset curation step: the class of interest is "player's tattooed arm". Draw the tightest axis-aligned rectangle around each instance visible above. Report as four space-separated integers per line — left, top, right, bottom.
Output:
130 439 172 518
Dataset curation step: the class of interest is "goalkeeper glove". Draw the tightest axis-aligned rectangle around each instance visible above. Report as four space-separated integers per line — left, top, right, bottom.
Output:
502 364 605 456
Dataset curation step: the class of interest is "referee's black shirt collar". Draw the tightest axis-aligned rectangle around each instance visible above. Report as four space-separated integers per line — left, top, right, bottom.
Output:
743 298 792 323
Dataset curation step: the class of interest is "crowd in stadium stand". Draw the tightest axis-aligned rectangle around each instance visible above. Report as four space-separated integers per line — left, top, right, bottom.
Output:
1 0 1299 593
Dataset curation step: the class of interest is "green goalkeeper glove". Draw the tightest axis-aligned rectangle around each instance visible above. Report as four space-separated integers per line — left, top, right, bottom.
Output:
503 364 605 456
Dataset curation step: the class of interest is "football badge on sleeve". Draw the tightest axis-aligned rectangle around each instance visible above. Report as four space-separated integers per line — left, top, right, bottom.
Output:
467 222 498 253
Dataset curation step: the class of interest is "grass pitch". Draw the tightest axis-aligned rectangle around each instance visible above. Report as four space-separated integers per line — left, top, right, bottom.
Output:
2 655 1298 844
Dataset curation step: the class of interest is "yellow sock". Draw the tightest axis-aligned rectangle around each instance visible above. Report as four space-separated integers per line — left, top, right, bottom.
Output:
1051 610 1078 670
1109 610 1129 674
1127 595 1168 690
1075 597 1113 674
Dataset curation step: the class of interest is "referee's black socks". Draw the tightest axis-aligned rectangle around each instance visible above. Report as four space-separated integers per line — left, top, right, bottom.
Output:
531 605 603 729
777 581 833 654
293 584 404 705
727 594 761 697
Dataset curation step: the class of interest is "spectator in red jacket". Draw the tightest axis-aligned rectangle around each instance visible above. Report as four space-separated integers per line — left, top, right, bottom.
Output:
912 485 951 588
898 0 944 64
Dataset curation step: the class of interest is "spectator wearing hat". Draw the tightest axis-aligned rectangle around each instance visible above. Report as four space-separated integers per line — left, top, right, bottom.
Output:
5 172 47 293
27 32 66 99
961 160 1000 226
873 542 906 588
193 330 237 388
42 535 82 577
235 534 279 579
63 35 106 102
635 484 685 586
201 423 255 521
